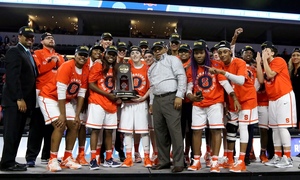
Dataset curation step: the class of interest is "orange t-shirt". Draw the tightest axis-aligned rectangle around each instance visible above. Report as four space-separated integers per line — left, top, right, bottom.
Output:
131 63 149 97
39 59 89 102
88 61 117 113
264 57 292 100
257 84 269 106
186 60 226 107
221 58 257 111
33 48 64 90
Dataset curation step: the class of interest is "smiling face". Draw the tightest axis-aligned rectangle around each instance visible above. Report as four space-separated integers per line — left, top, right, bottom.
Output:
218 48 232 65
242 50 254 63
193 49 206 65
130 50 142 63
75 53 88 68
100 38 113 49
178 49 190 61
292 51 300 64
90 49 102 61
144 53 154 66
105 51 117 64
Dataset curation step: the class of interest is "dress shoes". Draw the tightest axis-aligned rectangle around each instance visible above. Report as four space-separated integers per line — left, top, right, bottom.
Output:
1 163 27 171
171 166 184 173
151 163 171 170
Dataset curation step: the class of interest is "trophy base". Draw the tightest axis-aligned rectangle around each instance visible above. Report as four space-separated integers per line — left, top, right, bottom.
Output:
113 90 137 101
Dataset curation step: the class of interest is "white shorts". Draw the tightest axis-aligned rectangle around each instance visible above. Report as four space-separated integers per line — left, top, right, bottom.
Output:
85 103 118 129
38 96 76 125
269 91 297 128
191 103 225 130
70 99 87 125
258 106 269 129
119 101 149 134
228 107 258 126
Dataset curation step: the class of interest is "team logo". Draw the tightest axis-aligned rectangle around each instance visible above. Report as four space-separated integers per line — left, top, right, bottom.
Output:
133 77 142 88
198 75 213 89
104 76 114 89
67 82 80 95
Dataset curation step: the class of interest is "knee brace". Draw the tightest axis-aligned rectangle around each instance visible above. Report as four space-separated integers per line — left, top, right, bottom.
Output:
226 123 238 142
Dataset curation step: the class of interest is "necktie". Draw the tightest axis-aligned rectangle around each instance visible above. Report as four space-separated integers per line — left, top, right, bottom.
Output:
26 50 37 76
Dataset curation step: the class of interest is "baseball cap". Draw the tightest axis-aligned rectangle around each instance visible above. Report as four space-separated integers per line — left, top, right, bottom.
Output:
117 41 127 50
41 32 53 40
130 45 142 53
261 41 277 52
210 43 218 52
216 40 231 50
101 32 113 40
105 45 118 54
139 40 149 48
18 26 34 38
292 47 300 54
89 45 104 54
144 50 154 55
242 45 255 54
75 45 89 55
178 43 191 52
151 41 165 50
169 33 181 43
193 40 208 50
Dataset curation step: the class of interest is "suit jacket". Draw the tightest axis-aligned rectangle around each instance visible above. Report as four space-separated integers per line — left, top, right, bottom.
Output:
2 43 37 110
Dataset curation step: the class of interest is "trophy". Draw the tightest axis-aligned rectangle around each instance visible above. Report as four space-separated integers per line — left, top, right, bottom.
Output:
113 63 137 100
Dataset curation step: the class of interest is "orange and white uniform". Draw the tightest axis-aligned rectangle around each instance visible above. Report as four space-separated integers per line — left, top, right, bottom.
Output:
85 61 118 129
221 58 258 125
264 57 296 128
119 63 150 134
33 48 64 107
38 59 89 124
186 60 229 129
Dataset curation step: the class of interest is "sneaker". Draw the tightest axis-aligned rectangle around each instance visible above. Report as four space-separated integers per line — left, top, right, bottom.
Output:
144 157 152 168
249 153 256 162
134 152 142 163
61 156 82 169
184 155 190 166
219 156 234 169
90 159 100 170
229 160 246 172
47 158 62 172
265 155 280 167
76 152 89 166
151 154 158 166
26 160 35 167
259 154 269 164
275 155 293 168
205 153 211 167
41 159 49 164
187 159 201 171
210 160 220 173
121 157 133 168
103 158 122 168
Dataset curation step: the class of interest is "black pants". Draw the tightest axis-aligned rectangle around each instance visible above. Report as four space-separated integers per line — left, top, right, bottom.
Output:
0 106 29 168
180 102 193 158
25 108 53 161
245 124 255 157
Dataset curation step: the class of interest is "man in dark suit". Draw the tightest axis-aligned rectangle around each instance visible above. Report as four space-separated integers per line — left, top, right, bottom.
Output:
0 26 37 171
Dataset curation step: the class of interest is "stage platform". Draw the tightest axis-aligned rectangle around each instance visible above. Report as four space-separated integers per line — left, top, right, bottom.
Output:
0 157 299 180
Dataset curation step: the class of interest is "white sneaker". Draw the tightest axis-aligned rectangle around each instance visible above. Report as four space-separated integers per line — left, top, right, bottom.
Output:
275 155 293 168
47 158 62 172
265 154 280 167
61 156 82 169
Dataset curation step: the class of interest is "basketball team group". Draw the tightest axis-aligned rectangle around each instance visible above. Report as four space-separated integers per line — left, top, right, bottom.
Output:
1 26 299 173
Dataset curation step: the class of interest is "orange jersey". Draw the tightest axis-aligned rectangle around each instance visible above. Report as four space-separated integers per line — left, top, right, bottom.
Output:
33 48 64 90
186 60 227 107
257 84 269 106
264 57 292 100
221 58 257 111
88 61 117 113
40 59 89 102
131 63 149 97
